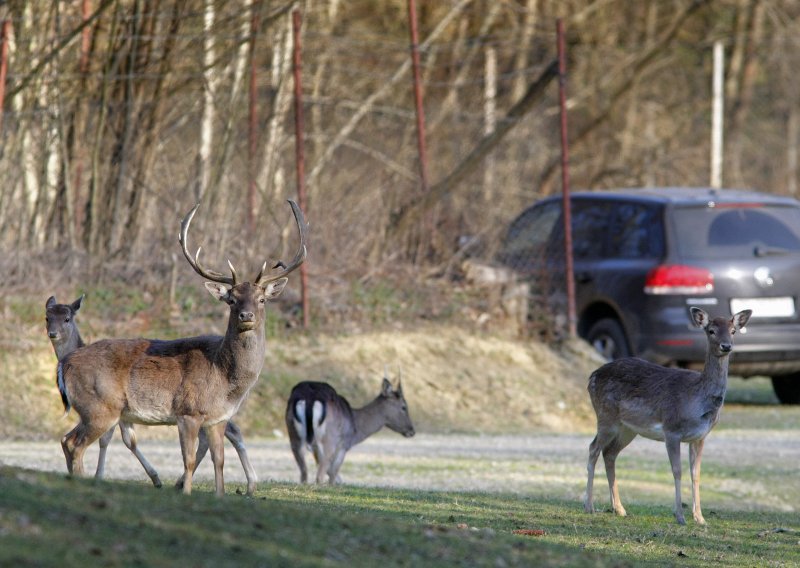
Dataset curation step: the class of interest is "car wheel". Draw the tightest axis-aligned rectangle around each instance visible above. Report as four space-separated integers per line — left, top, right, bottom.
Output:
771 375 800 405
586 318 631 361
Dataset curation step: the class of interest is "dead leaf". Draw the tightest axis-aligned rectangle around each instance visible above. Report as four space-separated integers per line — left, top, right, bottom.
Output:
512 529 546 536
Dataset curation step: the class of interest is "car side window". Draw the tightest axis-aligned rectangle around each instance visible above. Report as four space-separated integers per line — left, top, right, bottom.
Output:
571 201 612 260
500 201 561 271
608 203 665 259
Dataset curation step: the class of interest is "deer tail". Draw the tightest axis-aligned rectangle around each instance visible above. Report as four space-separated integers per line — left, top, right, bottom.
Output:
56 361 71 416
304 398 315 444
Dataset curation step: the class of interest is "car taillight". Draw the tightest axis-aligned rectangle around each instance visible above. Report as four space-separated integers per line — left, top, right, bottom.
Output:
644 265 714 295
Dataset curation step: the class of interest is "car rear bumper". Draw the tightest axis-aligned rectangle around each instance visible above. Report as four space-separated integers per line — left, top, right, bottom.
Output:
636 320 800 377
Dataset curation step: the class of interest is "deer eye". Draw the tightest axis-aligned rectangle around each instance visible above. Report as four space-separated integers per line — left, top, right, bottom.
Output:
65 317 70 322
259 297 266 304
708 329 715 336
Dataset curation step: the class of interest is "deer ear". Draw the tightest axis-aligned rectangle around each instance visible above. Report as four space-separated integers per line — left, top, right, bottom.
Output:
46 296 56 309
381 377 393 397
263 277 288 299
71 294 85 313
204 282 230 302
733 309 752 330
395 379 404 397
690 307 709 328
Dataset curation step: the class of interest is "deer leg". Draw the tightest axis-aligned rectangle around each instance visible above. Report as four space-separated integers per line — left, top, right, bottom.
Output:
585 434 604 513
175 428 211 491
117 422 162 488
314 443 332 485
61 424 81 474
289 435 309 483
206 421 227 497
94 426 115 479
63 419 115 477
225 421 257 495
689 438 706 525
327 445 347 485
665 435 686 525
602 428 637 517
176 415 203 495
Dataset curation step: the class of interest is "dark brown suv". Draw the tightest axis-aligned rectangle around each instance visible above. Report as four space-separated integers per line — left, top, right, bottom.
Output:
499 187 800 404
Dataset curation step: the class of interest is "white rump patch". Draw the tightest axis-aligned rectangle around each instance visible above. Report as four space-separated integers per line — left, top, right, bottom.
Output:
312 400 326 437
293 400 307 442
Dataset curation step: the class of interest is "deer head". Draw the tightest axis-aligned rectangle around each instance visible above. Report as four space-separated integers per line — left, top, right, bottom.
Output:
45 295 84 343
179 200 308 335
379 373 415 438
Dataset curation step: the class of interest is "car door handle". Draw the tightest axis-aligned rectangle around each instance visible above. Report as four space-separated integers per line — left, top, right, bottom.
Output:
576 272 593 284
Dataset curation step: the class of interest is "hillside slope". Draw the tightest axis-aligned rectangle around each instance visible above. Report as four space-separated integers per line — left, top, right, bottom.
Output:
1 325 602 440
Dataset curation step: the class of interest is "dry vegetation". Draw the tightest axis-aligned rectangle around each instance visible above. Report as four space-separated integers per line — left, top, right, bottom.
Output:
3 0 799 440
1 272 602 441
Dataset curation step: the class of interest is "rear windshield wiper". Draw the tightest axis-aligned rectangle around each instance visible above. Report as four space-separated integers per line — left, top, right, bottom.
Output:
754 245 798 257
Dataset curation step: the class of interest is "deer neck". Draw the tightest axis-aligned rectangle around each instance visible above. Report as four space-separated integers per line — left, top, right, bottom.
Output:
217 320 266 391
701 349 730 390
350 398 387 447
53 330 86 361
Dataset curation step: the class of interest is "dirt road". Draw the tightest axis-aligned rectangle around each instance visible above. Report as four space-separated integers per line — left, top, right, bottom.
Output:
1 429 796 513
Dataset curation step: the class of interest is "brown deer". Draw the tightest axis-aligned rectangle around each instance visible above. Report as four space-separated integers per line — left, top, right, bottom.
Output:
285 374 415 484
47 294 162 487
58 200 306 496
584 307 752 525
46 296 258 494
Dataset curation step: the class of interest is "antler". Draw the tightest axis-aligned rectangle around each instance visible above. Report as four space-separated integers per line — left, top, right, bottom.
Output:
254 200 308 286
179 203 238 285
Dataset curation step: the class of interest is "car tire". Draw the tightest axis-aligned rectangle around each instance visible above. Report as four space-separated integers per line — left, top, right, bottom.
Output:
586 318 631 361
771 374 800 405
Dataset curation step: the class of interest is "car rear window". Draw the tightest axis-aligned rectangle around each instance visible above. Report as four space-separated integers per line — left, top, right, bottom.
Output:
672 203 800 259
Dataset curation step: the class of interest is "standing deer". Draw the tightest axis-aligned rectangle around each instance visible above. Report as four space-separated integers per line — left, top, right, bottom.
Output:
584 307 752 525
58 200 306 496
285 374 415 484
47 294 162 487
46 296 258 494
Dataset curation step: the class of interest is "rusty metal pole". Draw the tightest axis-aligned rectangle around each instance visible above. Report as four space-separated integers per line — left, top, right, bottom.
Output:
0 20 11 135
247 1 260 233
557 19 577 338
292 8 310 328
406 0 430 193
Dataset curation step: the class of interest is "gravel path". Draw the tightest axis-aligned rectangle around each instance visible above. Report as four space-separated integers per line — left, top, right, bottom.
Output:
1 430 796 512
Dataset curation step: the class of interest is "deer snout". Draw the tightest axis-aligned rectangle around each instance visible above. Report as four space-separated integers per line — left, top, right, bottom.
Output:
48 331 58 339
720 342 732 353
404 427 416 438
239 311 255 323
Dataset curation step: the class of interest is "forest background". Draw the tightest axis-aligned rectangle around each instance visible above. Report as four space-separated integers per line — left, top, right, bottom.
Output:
1 0 794 315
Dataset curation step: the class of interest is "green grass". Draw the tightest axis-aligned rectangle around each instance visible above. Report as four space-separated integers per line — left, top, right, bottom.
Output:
1 467 797 567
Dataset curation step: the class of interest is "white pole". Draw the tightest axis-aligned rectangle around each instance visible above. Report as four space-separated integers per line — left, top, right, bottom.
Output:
711 40 724 189
483 46 496 200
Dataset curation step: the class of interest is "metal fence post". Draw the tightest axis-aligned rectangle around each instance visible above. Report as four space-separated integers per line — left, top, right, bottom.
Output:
557 19 577 338
292 8 310 328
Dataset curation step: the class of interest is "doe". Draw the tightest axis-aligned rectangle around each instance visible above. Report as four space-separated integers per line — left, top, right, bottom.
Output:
285 374 415 484
584 307 752 525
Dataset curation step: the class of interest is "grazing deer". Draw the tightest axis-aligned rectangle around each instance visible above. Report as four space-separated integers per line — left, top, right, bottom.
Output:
584 307 752 525
46 296 258 495
285 374 415 484
58 200 306 496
